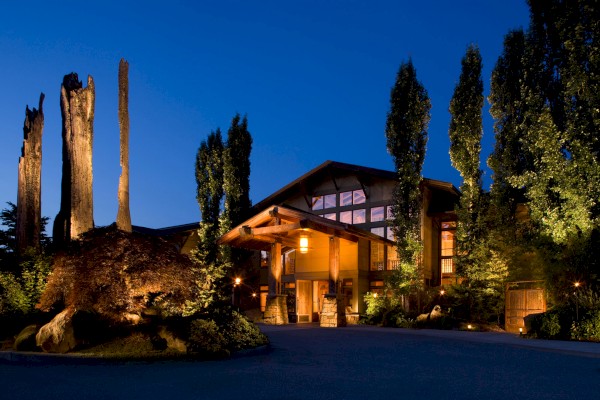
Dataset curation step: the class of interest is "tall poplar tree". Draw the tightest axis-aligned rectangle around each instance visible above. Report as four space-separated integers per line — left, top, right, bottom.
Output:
221 114 253 275
385 59 431 293
449 44 485 275
450 45 508 320
190 129 226 312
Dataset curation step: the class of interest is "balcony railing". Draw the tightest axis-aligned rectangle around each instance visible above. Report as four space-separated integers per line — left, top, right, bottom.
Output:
371 260 402 271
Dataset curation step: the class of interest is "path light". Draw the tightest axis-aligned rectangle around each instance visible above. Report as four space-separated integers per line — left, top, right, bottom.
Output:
574 281 581 288
299 235 309 254
234 277 241 286
467 324 472 330
440 289 445 296
252 292 257 298
373 293 378 298
519 327 523 335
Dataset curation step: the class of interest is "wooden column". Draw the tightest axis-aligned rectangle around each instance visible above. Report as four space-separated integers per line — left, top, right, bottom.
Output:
268 241 282 296
16 93 45 255
328 236 340 294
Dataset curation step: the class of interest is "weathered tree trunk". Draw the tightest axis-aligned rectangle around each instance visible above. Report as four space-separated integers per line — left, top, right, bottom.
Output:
53 73 95 246
116 59 132 232
16 93 45 255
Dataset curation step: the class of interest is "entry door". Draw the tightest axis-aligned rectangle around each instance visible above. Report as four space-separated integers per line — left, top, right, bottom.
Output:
296 280 312 323
312 280 329 322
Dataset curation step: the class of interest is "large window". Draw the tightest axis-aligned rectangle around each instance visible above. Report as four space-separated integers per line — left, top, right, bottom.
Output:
284 250 296 275
340 189 366 206
321 213 336 221
371 227 385 237
441 221 456 274
370 242 385 271
312 196 323 210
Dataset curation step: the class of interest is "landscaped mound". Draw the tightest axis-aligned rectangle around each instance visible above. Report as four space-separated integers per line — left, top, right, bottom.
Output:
34 225 198 352
38 225 197 322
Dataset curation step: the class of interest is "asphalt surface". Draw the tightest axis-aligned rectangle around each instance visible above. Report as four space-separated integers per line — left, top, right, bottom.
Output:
1 324 599 400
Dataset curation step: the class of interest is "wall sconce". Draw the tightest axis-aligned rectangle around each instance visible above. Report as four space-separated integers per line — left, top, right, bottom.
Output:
299 235 309 254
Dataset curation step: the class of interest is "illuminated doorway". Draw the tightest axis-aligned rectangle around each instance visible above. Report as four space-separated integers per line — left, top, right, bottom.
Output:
295 280 329 323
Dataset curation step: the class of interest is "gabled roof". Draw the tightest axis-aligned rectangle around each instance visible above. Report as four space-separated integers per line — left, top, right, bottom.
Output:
252 160 398 211
218 205 394 252
252 160 459 211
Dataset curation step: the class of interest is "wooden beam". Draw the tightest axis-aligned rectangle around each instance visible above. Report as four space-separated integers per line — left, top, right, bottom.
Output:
244 222 302 236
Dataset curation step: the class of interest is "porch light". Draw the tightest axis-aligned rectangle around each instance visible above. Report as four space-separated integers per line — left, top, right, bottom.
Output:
299 235 309 254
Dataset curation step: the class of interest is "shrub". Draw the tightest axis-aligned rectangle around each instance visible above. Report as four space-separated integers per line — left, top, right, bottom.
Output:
539 311 562 338
188 318 229 356
223 310 268 351
571 310 600 341
362 292 386 325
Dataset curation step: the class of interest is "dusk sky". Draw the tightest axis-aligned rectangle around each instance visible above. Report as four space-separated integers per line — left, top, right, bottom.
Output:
0 1 530 229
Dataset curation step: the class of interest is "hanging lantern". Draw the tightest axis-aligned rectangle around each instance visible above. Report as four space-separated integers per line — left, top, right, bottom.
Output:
299 235 309 254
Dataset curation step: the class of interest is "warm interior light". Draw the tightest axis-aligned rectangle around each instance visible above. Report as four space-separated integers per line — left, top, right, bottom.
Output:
299 235 309 254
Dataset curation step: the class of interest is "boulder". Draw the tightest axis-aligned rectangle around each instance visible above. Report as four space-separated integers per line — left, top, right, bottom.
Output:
36 308 78 353
14 325 39 351
158 326 187 353
417 305 443 322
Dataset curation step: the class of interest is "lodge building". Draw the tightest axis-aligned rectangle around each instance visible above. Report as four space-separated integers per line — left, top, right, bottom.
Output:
218 161 459 326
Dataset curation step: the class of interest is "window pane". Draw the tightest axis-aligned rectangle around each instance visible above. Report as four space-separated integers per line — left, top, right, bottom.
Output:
340 211 352 223
371 227 384 237
441 230 454 257
324 194 336 209
312 196 323 210
371 206 384 222
340 191 352 206
441 221 457 229
386 227 395 241
386 206 394 220
352 209 366 224
323 213 336 221
353 190 366 204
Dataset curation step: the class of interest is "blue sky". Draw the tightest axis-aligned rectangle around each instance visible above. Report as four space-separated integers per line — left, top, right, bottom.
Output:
0 1 530 229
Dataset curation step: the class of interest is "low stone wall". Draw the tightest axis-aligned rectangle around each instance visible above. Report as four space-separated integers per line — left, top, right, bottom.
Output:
263 295 289 325
345 313 360 325
320 295 346 328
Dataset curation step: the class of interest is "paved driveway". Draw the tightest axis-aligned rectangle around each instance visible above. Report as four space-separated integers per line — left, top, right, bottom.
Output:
1 324 599 400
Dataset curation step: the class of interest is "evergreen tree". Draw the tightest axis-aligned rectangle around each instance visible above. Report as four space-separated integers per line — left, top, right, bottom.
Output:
385 59 431 295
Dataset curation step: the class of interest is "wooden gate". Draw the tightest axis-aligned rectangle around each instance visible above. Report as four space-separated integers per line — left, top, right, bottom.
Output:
505 281 546 334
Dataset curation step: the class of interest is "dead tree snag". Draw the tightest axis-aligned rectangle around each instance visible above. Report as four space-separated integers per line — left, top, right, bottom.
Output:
16 93 45 255
53 73 95 245
116 59 132 232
